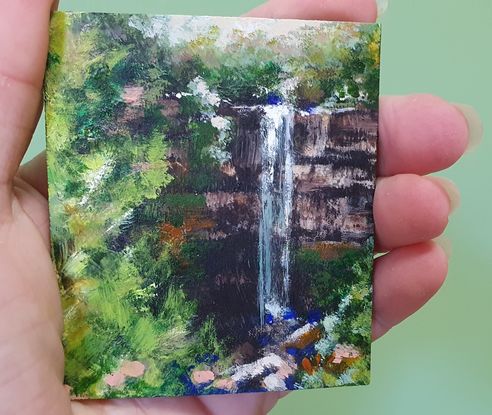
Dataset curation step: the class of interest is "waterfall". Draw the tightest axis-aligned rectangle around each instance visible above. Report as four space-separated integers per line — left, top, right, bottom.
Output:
258 104 295 325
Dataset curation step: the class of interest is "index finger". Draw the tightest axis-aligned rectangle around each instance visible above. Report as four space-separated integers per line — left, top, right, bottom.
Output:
378 95 472 176
246 0 378 22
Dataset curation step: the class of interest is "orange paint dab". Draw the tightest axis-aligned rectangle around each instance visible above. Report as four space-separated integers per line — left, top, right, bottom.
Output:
301 357 314 375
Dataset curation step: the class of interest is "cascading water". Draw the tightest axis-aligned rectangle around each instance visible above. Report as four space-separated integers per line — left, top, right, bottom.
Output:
258 104 295 325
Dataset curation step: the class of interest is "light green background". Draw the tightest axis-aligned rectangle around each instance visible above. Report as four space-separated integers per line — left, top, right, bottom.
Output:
27 1 492 413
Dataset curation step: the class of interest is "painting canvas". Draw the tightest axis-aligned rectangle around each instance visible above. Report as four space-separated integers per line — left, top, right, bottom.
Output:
44 12 380 399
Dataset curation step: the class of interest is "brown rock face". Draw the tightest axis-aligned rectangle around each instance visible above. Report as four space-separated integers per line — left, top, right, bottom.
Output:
169 107 377 340
186 107 377 245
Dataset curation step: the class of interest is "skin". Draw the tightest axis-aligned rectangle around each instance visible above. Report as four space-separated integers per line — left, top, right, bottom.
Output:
0 0 472 414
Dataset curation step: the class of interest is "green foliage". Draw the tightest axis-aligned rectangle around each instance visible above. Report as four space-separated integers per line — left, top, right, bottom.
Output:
162 193 206 227
293 239 374 365
184 121 223 190
294 240 373 315
130 233 173 287
213 61 284 104
334 243 374 354
349 354 371 385
333 282 372 354
191 317 225 359
298 355 371 389
173 239 225 283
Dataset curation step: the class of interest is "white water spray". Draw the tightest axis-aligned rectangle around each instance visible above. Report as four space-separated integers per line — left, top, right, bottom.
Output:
258 105 295 324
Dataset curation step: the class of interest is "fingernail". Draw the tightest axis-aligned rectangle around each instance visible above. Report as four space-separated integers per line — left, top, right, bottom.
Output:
377 0 389 16
426 176 461 214
453 103 484 152
433 236 452 259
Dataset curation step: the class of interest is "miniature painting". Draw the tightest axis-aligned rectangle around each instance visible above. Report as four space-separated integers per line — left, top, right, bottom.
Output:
45 12 380 398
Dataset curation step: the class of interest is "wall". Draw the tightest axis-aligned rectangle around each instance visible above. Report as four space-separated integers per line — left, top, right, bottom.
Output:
25 0 491 414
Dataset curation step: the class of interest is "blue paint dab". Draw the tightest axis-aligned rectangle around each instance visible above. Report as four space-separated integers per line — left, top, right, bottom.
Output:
259 334 271 347
283 309 296 320
300 344 317 359
307 310 322 323
306 103 317 114
209 388 229 395
285 375 296 390
197 353 219 364
265 313 274 325
180 374 199 396
267 94 282 105
238 385 268 394
286 347 298 357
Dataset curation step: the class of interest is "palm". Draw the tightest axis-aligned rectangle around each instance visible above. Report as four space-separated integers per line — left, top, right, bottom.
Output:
1 178 283 413
0 0 475 414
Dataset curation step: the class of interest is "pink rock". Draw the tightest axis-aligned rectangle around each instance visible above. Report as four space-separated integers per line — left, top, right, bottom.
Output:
120 360 146 378
104 372 126 388
192 370 215 384
215 378 236 391
220 163 237 177
331 344 360 364
122 86 144 106
277 361 295 379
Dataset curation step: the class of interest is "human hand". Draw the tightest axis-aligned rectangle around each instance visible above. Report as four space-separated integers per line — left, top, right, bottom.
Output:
0 0 481 414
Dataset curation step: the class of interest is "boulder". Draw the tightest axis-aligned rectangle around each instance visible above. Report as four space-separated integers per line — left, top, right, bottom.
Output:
191 370 215 385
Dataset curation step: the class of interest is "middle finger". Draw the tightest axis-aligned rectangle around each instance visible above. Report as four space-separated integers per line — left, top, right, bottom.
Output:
373 173 458 252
